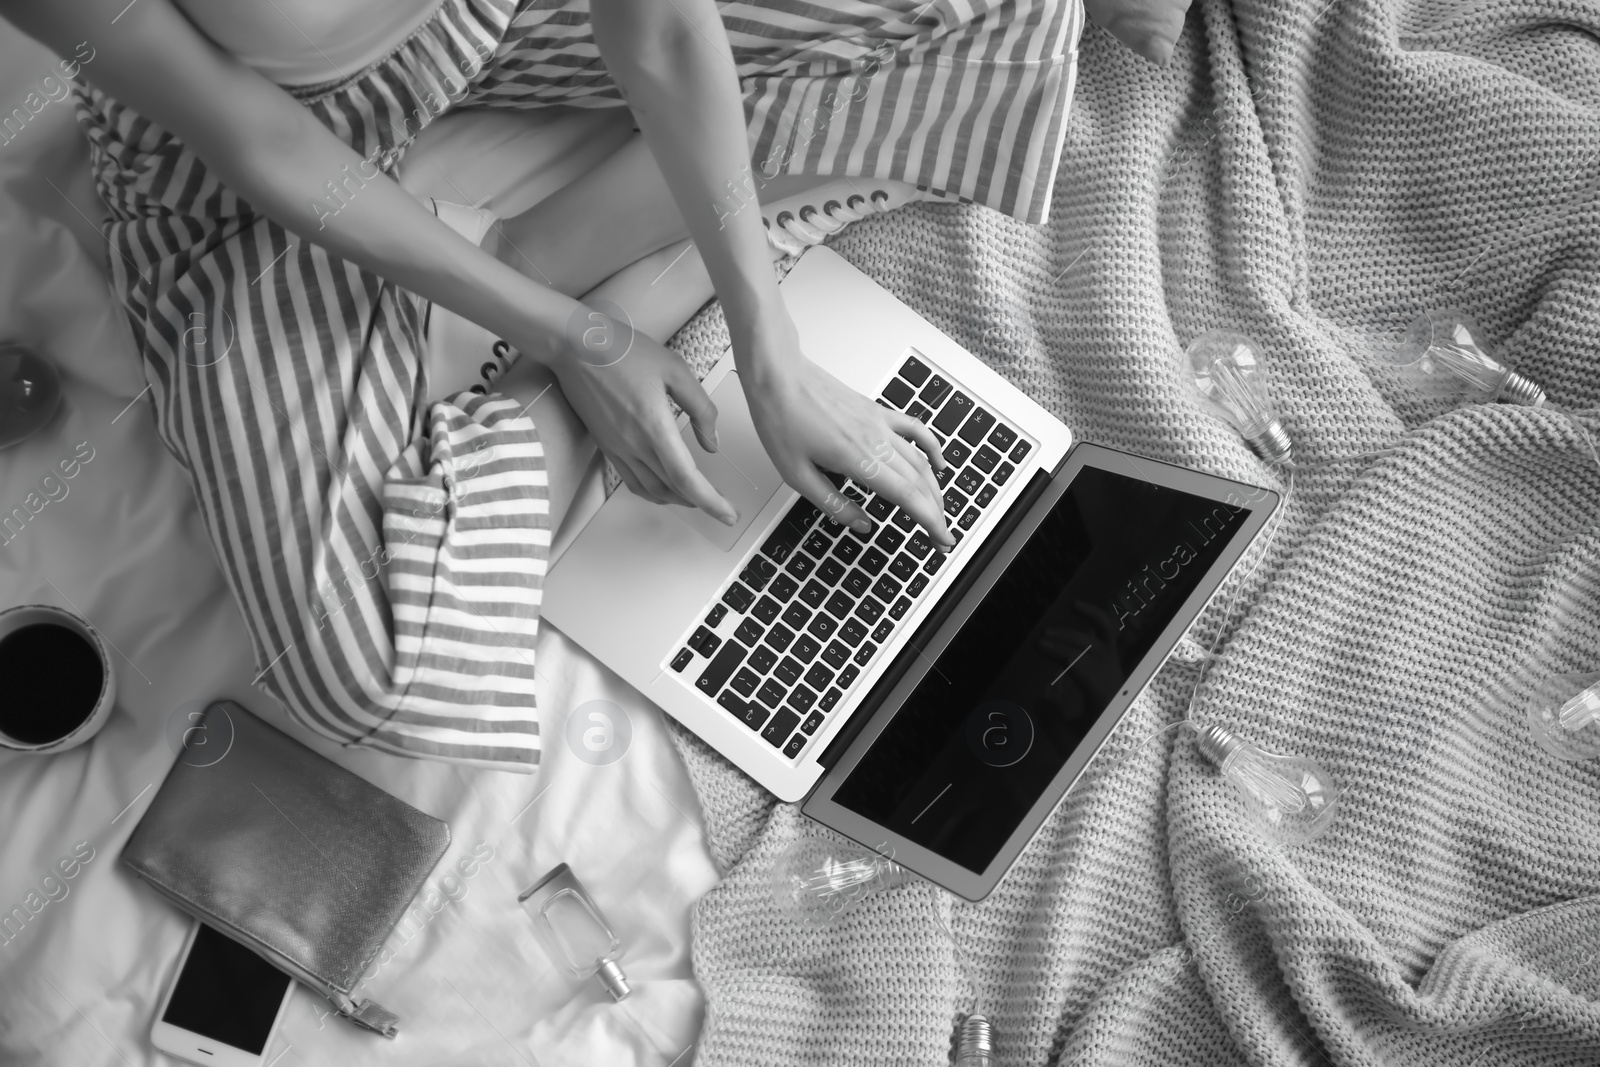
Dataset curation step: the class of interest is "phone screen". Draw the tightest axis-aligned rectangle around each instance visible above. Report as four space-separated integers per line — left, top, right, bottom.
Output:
162 924 292 1054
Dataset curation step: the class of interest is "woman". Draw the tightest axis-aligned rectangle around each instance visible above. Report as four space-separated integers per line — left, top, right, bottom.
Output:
0 0 1082 771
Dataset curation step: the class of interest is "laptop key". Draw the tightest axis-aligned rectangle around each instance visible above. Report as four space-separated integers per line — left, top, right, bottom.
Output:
907 401 932 424
942 438 971 467
761 527 800 565
801 711 825 735
924 550 948 575
722 582 755 612
808 613 839 641
734 618 764 646
695 642 747 695
831 538 862 564
906 531 933 559
757 679 786 709
774 656 803 686
943 488 968 516
932 392 974 434
792 634 822 663
762 709 801 748
730 668 760 696
706 604 727 628
786 685 817 714
919 374 953 407
752 595 781 625
971 444 1000 474
993 461 1015 486
819 687 842 712
1009 440 1032 463
955 468 983 496
890 508 914 531
858 548 889 576
849 517 878 542
958 506 981 530
958 407 996 446
784 553 816 581
875 526 905 554
900 354 931 385
871 619 893 643
840 618 868 647
781 602 811 630
670 648 694 672
824 591 854 619
908 574 929 597
769 574 800 602
853 641 878 666
855 596 884 624
989 423 1017 452
782 732 807 759
799 579 828 608
820 516 845 536
804 662 834 691
764 623 795 652
865 495 894 521
739 563 771 592
889 553 918 581
881 378 915 408
841 568 871 597
838 664 860 688
818 558 847 585
822 640 851 669
871 574 902 602
802 531 832 559
889 596 912 620
842 482 867 504
727 694 769 731
748 645 778 674
976 484 997 508
688 627 721 657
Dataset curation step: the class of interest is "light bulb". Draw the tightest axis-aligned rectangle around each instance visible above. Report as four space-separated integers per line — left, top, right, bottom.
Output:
953 1013 995 1066
770 836 915 926
1195 724 1339 846
1181 330 1292 465
1385 309 1546 407
1524 671 1600 763
519 863 631 1000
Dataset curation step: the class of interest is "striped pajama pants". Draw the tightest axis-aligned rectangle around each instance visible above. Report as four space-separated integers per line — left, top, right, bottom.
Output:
72 0 1082 772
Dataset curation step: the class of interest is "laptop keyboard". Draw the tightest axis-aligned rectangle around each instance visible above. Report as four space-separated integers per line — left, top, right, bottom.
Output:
666 351 1035 762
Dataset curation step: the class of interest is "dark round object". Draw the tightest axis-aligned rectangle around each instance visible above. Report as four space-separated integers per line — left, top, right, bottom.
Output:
0 344 64 449
0 622 104 745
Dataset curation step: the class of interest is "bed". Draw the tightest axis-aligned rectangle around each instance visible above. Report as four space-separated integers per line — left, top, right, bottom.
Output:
5 0 1600 1064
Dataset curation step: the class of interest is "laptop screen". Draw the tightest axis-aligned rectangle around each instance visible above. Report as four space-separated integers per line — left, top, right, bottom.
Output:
829 464 1251 874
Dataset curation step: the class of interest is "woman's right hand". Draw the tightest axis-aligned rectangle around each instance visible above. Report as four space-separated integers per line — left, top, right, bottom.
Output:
544 312 738 524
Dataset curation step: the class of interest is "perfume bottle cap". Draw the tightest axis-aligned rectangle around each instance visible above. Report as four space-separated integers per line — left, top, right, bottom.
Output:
596 958 631 1001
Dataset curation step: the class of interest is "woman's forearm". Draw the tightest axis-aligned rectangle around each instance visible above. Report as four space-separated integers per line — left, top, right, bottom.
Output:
1 0 582 367
590 0 793 377
229 107 583 365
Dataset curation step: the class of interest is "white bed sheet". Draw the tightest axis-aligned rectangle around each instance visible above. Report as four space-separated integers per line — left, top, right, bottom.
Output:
0 27 719 1067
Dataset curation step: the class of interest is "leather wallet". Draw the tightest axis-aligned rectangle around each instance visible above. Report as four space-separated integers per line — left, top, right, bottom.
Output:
122 700 451 1037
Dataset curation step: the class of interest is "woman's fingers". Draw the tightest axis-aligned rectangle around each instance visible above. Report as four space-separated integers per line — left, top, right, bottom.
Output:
607 451 670 506
885 409 946 474
856 443 952 547
794 465 871 532
642 411 738 525
889 434 945 519
667 366 721 455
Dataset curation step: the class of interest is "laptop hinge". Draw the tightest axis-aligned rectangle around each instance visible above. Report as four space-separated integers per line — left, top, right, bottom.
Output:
814 466 1055 772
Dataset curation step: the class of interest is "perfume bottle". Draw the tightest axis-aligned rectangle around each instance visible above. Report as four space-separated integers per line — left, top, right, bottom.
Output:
518 863 631 1001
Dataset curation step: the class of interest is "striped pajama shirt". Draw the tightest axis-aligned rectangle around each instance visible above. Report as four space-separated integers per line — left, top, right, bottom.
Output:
72 0 1083 772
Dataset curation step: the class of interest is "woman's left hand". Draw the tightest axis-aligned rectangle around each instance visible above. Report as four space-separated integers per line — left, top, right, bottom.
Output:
740 318 955 549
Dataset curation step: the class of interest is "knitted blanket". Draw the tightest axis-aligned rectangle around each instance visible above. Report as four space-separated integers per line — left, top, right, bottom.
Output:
664 0 1600 1062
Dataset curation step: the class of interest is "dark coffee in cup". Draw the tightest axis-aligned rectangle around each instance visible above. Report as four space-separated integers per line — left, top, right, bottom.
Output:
0 621 106 745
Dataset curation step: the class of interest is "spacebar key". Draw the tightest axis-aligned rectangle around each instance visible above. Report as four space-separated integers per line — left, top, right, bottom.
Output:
695 641 747 695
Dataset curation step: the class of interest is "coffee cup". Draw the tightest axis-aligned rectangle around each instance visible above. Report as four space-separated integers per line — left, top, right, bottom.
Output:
0 604 117 755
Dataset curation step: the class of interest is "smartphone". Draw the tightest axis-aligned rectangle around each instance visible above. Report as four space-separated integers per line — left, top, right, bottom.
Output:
150 921 296 1067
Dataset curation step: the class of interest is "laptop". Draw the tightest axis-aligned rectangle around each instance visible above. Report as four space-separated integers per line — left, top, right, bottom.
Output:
543 247 1278 901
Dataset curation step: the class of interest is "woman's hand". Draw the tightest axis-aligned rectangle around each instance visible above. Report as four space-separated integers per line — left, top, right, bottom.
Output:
545 314 738 523
741 320 955 549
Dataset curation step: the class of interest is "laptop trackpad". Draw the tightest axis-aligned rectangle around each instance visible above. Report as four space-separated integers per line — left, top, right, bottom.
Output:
666 370 785 551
